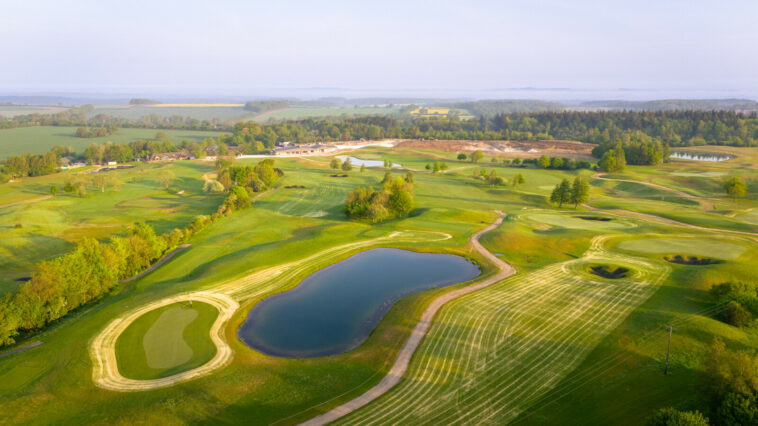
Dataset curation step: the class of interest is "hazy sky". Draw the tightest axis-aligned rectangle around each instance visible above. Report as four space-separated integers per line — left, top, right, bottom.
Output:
3 0 757 96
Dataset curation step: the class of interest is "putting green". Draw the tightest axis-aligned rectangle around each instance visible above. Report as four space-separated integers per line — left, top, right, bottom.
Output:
527 213 633 230
143 307 198 369
115 302 219 380
617 237 747 260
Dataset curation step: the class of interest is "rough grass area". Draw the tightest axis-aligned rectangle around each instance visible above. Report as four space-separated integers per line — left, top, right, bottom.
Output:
115 302 218 380
617 237 747 260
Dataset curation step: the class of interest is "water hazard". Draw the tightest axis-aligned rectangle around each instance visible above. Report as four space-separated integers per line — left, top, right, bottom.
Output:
238 248 479 358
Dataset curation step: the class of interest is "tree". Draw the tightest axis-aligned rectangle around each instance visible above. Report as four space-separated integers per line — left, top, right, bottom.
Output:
360 164 366 173
550 179 572 208
550 157 564 169
341 157 353 171
645 408 709 426
570 176 590 208
724 177 747 200
457 153 467 160
381 172 393 184
155 170 175 189
513 158 522 166
433 161 442 173
470 150 483 163
513 173 525 187
405 171 414 184
599 149 618 172
49 185 59 196
330 158 342 169
538 155 551 169
204 179 225 193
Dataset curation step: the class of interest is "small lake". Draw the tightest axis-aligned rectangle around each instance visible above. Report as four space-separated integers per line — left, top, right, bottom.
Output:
336 156 402 168
669 152 733 162
238 248 479 358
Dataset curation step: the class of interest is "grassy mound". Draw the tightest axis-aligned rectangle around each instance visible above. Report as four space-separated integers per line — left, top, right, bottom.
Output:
115 301 218 380
588 264 631 279
663 255 723 265
617 238 746 260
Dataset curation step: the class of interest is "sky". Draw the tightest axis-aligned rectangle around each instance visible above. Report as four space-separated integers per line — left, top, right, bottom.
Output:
2 0 757 98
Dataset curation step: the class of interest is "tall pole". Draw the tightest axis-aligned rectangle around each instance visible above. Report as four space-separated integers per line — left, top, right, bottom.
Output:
664 325 672 375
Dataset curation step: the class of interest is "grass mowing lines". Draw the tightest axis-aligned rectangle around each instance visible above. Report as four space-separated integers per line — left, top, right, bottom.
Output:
337 237 669 425
617 237 747 260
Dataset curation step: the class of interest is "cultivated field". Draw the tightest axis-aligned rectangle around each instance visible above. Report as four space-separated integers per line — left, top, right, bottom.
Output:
0 126 223 158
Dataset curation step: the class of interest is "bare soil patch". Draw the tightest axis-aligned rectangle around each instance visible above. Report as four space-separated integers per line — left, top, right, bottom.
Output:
395 139 594 159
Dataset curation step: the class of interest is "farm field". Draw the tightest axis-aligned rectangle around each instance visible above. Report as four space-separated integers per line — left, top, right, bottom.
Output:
0 146 756 425
252 106 402 122
0 126 224 158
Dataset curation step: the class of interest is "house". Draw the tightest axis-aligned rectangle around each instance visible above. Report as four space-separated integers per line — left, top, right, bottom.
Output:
107 161 117 166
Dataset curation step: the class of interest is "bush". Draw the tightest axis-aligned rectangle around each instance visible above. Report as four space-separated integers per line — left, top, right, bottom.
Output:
645 407 709 426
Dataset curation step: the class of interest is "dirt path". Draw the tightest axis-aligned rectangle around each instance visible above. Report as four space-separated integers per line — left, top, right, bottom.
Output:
593 172 714 210
90 230 453 392
299 212 515 426
0 195 52 209
119 244 191 283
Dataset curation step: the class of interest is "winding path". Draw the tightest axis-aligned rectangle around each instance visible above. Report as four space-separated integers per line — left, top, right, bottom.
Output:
300 212 515 426
89 229 454 391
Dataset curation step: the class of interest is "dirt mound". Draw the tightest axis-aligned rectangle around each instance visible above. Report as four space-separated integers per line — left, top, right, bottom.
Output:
395 139 594 159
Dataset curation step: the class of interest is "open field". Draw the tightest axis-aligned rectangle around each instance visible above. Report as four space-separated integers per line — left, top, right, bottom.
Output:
252 106 403 122
0 126 223 158
0 146 757 424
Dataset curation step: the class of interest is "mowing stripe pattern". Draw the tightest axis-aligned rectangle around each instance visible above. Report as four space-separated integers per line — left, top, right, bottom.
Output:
335 236 670 425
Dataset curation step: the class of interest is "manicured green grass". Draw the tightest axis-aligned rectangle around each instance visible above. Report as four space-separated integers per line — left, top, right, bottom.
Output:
0 126 223 158
116 302 218 380
617 237 747 260
0 146 756 425
526 212 634 230
0 161 222 287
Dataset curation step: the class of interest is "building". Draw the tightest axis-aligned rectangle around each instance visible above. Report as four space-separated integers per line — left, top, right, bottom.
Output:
272 144 337 156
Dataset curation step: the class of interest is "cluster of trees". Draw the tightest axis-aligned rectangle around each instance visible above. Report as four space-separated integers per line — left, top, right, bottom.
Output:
536 154 596 170
344 174 414 222
425 161 449 173
2 151 59 178
472 168 506 186
329 157 354 171
74 125 117 138
702 338 758 424
710 281 757 327
0 223 190 346
550 176 590 208
216 158 281 191
592 135 670 166
650 335 758 425
0 160 282 347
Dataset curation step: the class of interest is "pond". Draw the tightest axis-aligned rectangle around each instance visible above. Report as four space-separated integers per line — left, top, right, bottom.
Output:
238 248 480 358
669 152 733 162
336 156 402 168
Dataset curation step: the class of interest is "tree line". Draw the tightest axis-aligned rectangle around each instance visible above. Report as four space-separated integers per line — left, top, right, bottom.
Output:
74 125 117 138
0 159 282 347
